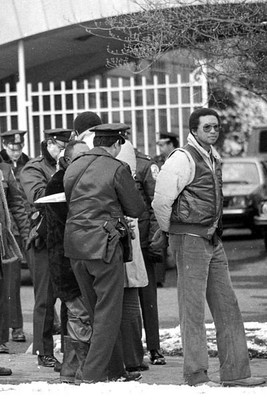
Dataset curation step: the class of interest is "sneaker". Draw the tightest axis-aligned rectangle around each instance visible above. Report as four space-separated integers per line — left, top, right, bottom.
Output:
0 344 9 354
12 328 26 342
126 361 149 372
38 355 61 368
0 367 12 376
222 377 266 387
114 371 142 382
149 349 166 365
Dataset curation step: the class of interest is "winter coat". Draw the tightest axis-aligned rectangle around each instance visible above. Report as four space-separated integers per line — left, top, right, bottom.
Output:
45 166 81 302
0 150 32 235
0 166 25 268
0 161 30 243
64 147 145 261
135 150 160 249
20 142 57 247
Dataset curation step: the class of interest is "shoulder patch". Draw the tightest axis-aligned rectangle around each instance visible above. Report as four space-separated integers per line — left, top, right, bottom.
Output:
150 164 159 180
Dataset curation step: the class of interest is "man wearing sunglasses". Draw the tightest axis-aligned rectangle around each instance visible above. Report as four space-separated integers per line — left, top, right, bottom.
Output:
20 128 73 369
152 108 265 387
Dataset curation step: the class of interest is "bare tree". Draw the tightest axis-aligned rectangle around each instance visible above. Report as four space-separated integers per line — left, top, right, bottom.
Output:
83 0 267 100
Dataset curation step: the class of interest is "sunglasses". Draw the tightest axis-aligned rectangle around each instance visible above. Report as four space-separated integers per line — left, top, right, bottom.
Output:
202 124 220 133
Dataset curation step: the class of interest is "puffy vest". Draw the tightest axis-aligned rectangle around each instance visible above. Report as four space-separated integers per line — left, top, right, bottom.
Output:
170 144 223 240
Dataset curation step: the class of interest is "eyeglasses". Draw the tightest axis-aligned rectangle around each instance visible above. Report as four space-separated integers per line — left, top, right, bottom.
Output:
202 124 220 133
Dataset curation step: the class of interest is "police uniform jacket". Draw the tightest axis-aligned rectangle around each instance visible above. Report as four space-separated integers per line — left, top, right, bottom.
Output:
0 149 32 234
135 150 160 249
0 160 29 264
64 147 145 261
20 143 56 205
45 164 81 302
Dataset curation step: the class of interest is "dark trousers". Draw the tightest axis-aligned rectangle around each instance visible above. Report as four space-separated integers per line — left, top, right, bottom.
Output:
121 287 144 368
71 245 125 382
139 249 160 351
28 246 56 355
8 259 23 329
0 263 10 344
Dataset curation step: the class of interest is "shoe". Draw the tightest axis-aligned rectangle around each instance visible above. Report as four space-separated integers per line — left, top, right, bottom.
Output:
0 344 9 354
38 355 61 368
113 371 142 382
12 328 26 342
126 362 149 372
149 349 166 365
222 377 266 387
195 380 221 387
0 367 12 376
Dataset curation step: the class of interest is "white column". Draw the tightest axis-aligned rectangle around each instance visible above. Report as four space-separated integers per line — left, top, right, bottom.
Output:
17 40 27 130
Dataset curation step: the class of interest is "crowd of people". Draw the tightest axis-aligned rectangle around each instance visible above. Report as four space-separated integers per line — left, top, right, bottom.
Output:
0 108 265 386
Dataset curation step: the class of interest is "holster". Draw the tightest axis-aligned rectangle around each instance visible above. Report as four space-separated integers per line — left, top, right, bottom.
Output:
103 219 133 263
103 221 121 263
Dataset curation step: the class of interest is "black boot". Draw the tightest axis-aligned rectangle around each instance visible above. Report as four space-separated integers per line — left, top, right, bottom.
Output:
60 336 79 383
71 340 90 385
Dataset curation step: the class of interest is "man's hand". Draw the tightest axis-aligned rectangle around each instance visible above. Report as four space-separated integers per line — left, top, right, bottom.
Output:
150 228 168 250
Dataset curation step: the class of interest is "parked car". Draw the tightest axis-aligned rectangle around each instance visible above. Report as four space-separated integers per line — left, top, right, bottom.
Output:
222 156 267 248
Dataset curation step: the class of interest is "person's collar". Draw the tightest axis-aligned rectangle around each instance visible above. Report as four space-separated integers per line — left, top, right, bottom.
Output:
187 133 221 160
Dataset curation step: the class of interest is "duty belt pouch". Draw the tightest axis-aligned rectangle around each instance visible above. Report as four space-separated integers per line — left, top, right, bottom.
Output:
103 221 121 263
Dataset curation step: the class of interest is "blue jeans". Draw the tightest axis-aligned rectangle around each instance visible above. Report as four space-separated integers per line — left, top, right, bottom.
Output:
169 234 251 385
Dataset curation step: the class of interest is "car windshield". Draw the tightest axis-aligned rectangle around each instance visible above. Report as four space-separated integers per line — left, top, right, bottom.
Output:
222 162 260 184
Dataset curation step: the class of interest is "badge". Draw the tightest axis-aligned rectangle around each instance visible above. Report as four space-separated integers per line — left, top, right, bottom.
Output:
14 134 21 143
151 164 159 180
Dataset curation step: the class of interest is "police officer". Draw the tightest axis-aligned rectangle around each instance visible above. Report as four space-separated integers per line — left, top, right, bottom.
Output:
134 148 166 365
153 132 179 169
0 149 30 353
0 130 31 343
64 123 145 383
153 131 179 286
20 128 73 368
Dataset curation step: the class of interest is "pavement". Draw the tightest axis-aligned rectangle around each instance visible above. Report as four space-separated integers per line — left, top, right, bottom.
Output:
1 351 267 386
0 267 266 387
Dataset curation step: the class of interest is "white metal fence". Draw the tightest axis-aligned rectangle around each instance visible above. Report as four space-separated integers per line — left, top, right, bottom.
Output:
0 67 207 158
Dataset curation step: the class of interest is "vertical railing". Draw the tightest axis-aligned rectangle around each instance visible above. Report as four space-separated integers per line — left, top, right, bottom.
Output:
1 69 207 158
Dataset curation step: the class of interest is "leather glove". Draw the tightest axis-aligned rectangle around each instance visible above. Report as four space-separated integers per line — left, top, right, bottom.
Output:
150 228 168 250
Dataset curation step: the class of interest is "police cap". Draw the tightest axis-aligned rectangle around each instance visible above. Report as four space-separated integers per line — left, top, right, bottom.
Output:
0 129 27 145
44 128 74 143
90 123 130 144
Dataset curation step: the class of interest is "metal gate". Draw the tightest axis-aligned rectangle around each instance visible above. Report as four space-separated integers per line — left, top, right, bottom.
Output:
0 67 207 158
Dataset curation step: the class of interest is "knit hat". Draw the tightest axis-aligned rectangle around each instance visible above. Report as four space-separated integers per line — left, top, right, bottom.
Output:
73 112 102 134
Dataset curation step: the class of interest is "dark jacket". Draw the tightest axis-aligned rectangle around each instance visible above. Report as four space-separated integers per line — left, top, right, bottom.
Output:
0 149 32 235
170 144 223 240
135 150 159 249
0 160 30 241
20 143 57 247
20 143 56 205
64 147 145 261
45 164 81 302
0 161 29 266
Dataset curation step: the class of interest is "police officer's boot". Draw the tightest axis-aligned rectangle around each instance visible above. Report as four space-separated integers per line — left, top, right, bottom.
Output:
71 339 90 385
60 336 79 383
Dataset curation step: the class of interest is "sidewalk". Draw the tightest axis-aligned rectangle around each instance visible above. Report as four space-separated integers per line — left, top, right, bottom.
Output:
1 351 267 386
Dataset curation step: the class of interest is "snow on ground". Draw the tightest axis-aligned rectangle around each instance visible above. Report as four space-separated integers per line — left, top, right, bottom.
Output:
1 322 267 399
